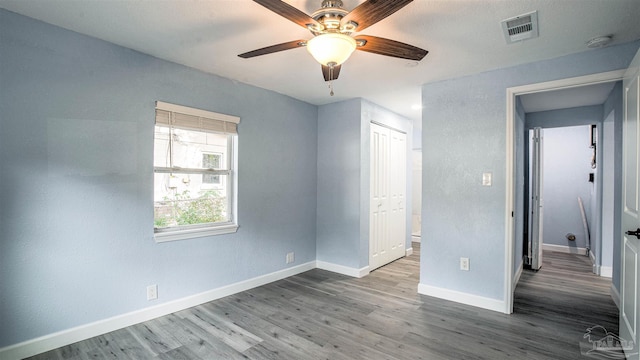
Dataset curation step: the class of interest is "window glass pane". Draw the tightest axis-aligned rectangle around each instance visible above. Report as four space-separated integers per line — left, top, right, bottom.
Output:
154 126 228 170
154 126 171 168
202 153 222 185
154 172 229 229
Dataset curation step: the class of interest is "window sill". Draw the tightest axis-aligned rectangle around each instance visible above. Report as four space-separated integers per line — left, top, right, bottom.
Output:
154 223 238 243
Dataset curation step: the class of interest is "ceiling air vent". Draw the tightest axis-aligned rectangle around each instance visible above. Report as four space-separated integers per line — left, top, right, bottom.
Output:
501 11 539 44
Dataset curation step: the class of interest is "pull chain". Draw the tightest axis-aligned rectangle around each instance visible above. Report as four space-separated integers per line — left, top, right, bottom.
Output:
328 64 335 96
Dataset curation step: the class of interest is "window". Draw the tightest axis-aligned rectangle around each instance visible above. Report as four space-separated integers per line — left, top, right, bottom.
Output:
153 101 239 242
202 153 222 185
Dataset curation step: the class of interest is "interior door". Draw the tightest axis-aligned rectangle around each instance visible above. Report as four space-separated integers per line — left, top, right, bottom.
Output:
370 123 390 270
370 123 407 271
529 127 544 270
621 49 640 360
389 129 407 260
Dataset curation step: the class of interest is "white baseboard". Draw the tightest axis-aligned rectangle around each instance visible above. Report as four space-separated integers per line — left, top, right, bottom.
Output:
611 284 620 310
316 261 370 278
406 247 413 256
417 283 506 314
600 266 613 278
543 243 587 255
411 235 421 243
0 261 316 360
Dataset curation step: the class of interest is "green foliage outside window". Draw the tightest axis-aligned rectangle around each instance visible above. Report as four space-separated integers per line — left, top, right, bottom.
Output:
154 190 226 228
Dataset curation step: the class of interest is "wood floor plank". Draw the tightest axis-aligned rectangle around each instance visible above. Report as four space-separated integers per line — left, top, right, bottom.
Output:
125 320 181 356
25 243 619 360
175 306 262 353
154 314 249 360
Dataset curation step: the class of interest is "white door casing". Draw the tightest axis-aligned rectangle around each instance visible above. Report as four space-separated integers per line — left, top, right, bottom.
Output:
529 128 544 270
505 69 626 314
370 123 406 271
621 48 640 360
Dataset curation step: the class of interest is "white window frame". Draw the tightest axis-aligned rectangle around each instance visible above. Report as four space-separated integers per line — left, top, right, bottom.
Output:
153 101 239 242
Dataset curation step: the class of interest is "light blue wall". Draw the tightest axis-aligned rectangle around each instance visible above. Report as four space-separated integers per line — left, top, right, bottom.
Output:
539 126 593 250
421 40 639 302
316 99 412 269
0 9 318 348
526 105 603 129
316 99 362 268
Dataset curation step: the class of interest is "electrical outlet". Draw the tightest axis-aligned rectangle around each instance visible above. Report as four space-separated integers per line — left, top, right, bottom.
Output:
286 252 295 264
147 284 158 301
460 257 470 271
482 172 492 186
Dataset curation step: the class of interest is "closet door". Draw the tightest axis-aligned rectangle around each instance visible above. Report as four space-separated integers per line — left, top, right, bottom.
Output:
370 123 406 271
389 129 407 261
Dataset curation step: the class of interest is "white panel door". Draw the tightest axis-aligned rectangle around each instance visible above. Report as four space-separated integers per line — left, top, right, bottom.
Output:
370 123 407 271
621 48 640 360
389 129 407 261
370 123 390 270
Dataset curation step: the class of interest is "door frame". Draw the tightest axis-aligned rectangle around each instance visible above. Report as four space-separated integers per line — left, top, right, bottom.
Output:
504 69 626 314
529 127 544 270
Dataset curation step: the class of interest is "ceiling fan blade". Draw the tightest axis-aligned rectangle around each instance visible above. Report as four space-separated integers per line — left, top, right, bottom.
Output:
238 40 306 58
341 0 413 32
322 64 342 81
253 0 320 29
355 35 427 61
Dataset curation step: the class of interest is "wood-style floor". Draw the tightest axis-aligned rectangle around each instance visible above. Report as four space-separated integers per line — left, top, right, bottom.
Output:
27 244 619 360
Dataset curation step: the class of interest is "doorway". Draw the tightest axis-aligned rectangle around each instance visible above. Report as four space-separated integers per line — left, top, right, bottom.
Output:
525 125 598 271
504 69 626 313
370 122 407 271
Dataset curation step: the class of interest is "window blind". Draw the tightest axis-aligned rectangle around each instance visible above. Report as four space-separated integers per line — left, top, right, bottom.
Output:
155 101 239 134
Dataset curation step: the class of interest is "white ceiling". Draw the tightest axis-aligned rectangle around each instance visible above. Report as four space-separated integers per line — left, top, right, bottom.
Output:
1 0 639 123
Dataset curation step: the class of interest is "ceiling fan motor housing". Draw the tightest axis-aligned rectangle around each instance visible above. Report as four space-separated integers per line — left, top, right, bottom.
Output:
310 0 356 35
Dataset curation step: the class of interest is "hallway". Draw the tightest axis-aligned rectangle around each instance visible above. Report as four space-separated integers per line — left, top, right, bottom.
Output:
514 250 620 358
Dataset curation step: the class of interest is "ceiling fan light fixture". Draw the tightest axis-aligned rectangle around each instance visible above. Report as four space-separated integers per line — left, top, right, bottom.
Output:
306 33 356 66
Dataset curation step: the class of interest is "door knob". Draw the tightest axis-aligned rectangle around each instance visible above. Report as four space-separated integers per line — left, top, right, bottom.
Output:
626 228 640 239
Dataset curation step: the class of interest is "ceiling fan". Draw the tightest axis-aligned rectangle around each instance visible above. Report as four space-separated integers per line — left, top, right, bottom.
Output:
238 0 428 93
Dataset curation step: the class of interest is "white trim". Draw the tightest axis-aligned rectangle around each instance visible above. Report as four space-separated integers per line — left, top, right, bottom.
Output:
600 266 613 278
411 235 421 243
0 261 315 360
504 85 515 314
504 69 626 315
589 250 598 275
155 101 240 124
513 260 524 289
154 224 239 242
406 247 414 256
542 243 588 255
611 284 621 310
418 283 506 313
316 261 370 278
